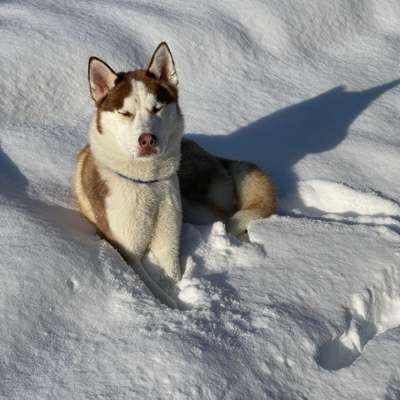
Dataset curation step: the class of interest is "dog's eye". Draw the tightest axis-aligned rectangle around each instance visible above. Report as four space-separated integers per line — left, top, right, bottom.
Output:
152 105 163 114
118 110 133 117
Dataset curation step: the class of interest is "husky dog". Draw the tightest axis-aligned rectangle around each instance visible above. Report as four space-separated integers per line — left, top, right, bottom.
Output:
75 42 276 308
75 43 183 308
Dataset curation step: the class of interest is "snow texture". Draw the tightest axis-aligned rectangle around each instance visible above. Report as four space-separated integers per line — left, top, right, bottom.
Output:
1 1 400 399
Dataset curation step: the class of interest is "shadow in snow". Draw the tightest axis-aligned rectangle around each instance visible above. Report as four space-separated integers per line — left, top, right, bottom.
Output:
385 376 400 400
316 316 377 371
0 143 93 240
0 143 29 196
188 80 400 197
2 79 399 309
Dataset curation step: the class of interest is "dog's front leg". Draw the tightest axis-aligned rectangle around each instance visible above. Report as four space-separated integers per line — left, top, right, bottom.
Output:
150 185 182 282
107 190 157 265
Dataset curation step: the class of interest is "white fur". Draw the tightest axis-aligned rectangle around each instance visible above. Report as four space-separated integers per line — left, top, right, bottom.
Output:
99 166 182 281
90 78 183 181
88 72 184 283
80 41 185 308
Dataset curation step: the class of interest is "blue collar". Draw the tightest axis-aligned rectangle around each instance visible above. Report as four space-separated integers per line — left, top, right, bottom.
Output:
115 171 165 184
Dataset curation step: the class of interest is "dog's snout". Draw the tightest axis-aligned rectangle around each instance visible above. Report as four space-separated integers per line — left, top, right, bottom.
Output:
138 133 158 156
138 133 157 148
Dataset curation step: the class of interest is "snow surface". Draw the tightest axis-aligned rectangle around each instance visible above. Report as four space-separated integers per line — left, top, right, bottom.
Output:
1 1 400 399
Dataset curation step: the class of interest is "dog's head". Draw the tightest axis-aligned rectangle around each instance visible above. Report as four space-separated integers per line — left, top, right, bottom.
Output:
88 43 183 164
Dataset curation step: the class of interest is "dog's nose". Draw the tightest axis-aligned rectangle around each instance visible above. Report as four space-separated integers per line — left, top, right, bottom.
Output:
138 133 157 148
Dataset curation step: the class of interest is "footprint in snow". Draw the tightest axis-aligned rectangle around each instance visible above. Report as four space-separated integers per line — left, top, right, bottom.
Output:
66 277 79 292
316 266 400 370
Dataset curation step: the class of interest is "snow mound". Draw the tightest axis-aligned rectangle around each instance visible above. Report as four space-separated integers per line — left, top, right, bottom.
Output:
1 0 400 398
281 179 400 231
283 179 400 217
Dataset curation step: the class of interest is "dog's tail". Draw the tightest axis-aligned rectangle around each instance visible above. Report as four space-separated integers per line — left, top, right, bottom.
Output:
224 160 276 238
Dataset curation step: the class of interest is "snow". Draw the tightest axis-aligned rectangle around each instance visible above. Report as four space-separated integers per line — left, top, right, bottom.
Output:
1 0 400 399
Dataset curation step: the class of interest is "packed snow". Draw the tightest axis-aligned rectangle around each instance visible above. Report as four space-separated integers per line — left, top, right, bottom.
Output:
1 1 400 399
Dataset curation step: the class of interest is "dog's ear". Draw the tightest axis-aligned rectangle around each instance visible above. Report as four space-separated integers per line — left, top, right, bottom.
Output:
147 42 178 86
88 57 117 102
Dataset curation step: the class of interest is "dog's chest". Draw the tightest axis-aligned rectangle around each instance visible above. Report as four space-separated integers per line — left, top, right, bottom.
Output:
104 175 166 245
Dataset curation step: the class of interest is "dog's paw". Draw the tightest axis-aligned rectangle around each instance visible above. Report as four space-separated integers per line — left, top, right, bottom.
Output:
160 259 182 283
169 266 182 282
227 221 248 241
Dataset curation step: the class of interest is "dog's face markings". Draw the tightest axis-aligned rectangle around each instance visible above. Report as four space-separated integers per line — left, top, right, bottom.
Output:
88 43 182 160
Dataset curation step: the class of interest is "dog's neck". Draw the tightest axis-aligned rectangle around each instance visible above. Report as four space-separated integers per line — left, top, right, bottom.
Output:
98 151 180 182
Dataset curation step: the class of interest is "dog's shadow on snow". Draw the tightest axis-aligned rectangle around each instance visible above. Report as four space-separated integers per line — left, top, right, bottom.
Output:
188 80 400 198
1 80 399 310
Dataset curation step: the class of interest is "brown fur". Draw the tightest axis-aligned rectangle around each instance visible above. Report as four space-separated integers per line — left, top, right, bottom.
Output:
95 109 103 134
96 70 178 114
82 52 274 242
76 138 275 242
99 72 133 111
132 70 178 104
226 161 276 217
76 145 111 239
179 138 276 231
